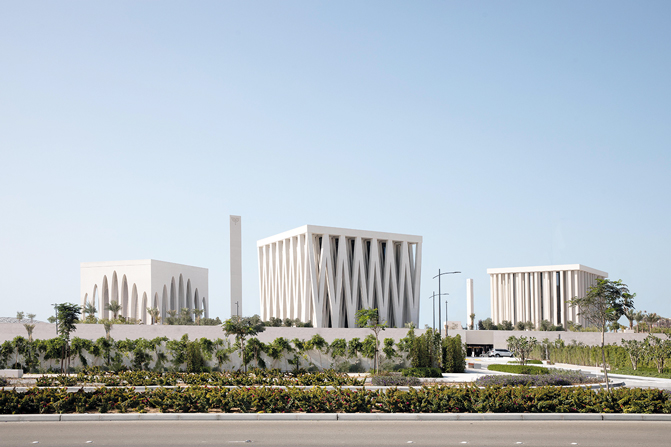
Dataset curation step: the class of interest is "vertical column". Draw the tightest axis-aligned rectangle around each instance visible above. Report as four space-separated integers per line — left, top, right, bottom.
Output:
566 269 573 323
524 272 531 324
467 278 474 329
489 275 495 326
497 274 503 324
230 215 242 318
559 270 565 327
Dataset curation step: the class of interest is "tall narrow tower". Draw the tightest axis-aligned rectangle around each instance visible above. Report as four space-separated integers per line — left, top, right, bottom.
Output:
466 278 474 329
230 215 242 317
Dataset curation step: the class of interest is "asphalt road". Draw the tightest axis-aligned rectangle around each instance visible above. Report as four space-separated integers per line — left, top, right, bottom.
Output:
2 421 669 447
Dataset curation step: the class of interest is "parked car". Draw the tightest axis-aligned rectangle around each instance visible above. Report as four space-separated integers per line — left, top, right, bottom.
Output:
487 348 513 357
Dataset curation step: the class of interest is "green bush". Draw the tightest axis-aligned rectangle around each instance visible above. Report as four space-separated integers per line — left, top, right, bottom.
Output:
442 335 466 373
402 367 442 378
487 364 549 375
509 360 543 365
2 386 670 414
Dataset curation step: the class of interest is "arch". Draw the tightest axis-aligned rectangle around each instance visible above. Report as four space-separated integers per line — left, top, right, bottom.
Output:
121 275 129 318
186 279 192 311
111 271 119 318
194 288 200 310
162 285 169 322
131 284 138 321
101 276 109 319
91 285 98 309
83 293 88 311
141 292 148 324
152 293 159 324
169 277 176 312
178 274 185 311
201 297 207 318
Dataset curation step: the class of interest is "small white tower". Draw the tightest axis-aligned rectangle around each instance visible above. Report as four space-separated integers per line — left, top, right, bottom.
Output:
230 215 242 317
466 278 474 329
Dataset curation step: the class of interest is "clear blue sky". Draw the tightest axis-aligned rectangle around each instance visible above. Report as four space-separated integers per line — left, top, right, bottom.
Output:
1 1 669 327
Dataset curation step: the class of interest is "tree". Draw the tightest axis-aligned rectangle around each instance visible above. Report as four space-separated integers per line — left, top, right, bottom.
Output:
569 278 634 392
306 334 328 370
147 307 161 325
524 321 535 331
23 313 36 342
499 320 514 331
105 300 122 320
192 309 204 325
634 311 645 332
55 303 81 373
621 339 645 371
643 312 661 333
515 321 525 331
506 335 537 366
82 303 97 323
100 319 113 340
469 313 476 330
222 315 265 372
623 309 636 330
355 308 387 373
16 312 24 322
644 335 671 374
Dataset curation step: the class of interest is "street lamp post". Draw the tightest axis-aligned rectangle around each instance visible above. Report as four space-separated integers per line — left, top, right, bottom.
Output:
429 292 450 332
433 270 461 336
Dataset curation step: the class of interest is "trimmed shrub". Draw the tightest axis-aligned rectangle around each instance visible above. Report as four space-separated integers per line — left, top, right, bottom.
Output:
1 385 670 414
476 370 600 387
487 364 549 375
370 373 421 386
402 367 442 378
509 360 543 365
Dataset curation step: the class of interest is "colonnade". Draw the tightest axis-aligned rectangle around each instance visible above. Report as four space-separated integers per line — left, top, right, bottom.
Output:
488 265 607 328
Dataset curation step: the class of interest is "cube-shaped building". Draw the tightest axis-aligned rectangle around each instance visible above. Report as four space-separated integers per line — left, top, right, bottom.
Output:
257 225 422 328
80 259 208 324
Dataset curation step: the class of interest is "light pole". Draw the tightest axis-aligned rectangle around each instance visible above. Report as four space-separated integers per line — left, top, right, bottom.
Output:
433 270 461 336
429 292 449 332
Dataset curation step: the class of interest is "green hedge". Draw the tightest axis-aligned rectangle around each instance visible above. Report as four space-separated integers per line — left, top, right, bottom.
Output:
487 364 550 375
509 360 543 365
34 369 364 387
1 386 670 414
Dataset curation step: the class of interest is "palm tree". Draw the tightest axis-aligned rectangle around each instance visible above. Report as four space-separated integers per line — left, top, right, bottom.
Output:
193 309 204 325
634 311 645 332
106 301 122 320
83 303 97 321
623 308 636 330
147 307 161 325
644 312 661 332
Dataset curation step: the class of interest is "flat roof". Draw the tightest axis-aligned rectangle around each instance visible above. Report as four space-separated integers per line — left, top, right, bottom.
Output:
80 259 208 271
487 264 607 277
258 225 422 246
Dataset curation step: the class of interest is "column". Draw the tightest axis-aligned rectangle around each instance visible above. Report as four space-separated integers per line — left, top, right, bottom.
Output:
524 272 531 324
559 270 565 327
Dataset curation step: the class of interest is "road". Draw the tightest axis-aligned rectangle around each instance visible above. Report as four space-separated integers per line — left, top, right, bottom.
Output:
1 421 669 446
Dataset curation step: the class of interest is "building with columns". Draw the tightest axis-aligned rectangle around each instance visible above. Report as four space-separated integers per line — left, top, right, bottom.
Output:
257 225 422 328
487 264 607 328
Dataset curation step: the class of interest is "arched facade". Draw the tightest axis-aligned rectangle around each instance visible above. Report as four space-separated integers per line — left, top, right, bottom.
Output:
81 259 209 324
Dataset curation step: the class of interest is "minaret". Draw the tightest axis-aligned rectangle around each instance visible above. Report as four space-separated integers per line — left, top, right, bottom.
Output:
466 278 474 329
230 215 242 318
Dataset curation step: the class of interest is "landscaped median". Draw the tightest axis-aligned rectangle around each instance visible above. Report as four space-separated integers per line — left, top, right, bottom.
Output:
1 386 670 414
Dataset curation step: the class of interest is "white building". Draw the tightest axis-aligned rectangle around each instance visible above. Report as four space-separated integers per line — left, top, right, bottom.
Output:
80 260 208 324
257 225 422 328
487 264 608 328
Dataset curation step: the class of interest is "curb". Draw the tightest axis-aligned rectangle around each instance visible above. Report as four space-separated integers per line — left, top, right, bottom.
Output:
2 413 670 422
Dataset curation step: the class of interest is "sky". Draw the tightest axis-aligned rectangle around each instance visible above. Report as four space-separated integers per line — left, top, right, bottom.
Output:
1 1 670 327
